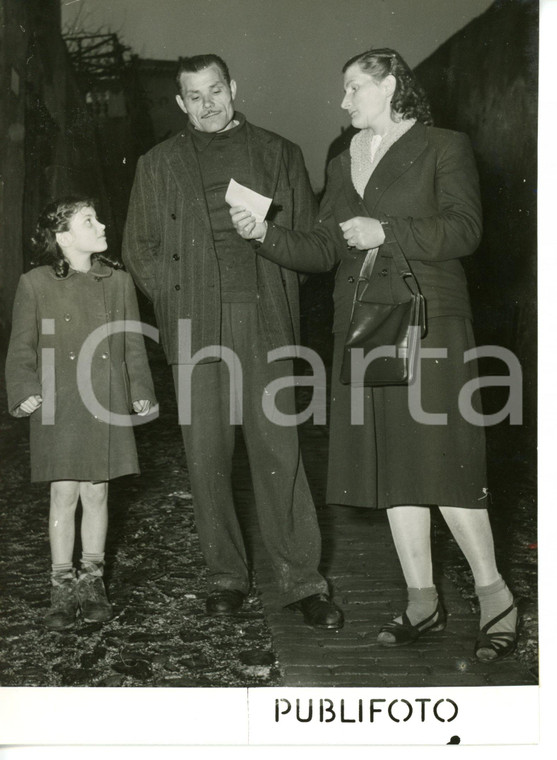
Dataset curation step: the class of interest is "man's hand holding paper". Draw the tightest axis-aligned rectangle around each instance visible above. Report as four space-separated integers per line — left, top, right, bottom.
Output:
225 178 271 241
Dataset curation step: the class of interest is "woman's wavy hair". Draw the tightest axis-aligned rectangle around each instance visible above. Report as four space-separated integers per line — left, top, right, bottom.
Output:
342 48 433 126
31 195 121 277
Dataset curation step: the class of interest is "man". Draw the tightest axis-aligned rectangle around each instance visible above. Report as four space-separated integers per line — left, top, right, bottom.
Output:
123 54 342 629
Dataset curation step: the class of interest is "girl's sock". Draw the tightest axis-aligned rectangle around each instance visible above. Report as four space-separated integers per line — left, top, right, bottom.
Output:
80 552 105 576
476 576 517 632
51 562 75 584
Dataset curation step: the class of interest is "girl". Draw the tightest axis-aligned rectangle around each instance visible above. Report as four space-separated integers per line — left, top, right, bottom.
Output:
5 196 157 631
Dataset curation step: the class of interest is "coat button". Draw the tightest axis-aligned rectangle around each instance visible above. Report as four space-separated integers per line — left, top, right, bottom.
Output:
101 352 109 360
347 276 355 283
175 284 181 291
69 351 76 360
171 213 176 220
379 268 389 277
94 276 101 282
64 313 71 322
172 254 180 261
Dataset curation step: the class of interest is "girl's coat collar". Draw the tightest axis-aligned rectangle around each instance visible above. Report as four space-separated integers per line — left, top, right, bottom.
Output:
47 260 114 280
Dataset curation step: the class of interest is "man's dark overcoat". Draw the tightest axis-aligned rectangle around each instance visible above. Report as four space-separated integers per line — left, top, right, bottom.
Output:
121 116 328 605
122 119 317 363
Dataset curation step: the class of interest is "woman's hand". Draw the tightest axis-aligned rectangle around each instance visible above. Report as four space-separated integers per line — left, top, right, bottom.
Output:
339 217 385 250
133 400 152 416
19 395 42 415
229 206 268 241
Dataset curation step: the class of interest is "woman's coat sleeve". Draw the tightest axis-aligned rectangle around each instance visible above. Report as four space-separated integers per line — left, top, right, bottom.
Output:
380 132 483 262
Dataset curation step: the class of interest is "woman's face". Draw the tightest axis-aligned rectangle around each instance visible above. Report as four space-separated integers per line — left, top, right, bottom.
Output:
341 63 395 133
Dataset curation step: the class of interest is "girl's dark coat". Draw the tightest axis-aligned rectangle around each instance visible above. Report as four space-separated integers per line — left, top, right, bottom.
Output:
5 261 156 482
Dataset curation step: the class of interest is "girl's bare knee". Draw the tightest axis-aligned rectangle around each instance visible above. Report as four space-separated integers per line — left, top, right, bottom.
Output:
80 481 108 510
50 480 80 510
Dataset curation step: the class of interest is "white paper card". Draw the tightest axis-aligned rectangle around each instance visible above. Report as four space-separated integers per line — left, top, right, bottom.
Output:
0 687 248 745
225 178 272 222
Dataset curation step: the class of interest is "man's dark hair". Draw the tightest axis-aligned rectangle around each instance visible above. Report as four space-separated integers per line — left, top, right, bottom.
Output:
175 54 231 92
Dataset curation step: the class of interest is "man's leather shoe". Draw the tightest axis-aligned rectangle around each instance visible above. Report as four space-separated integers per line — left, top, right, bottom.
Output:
299 593 344 629
205 589 246 616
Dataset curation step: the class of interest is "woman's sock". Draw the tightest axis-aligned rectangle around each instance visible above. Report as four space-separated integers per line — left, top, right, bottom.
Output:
476 576 517 632
405 585 439 626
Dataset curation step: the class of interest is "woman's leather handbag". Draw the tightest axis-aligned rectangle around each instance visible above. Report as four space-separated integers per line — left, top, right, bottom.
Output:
340 245 426 387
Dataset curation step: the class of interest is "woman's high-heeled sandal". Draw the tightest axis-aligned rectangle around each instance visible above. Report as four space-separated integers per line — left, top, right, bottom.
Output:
474 603 519 662
377 602 446 647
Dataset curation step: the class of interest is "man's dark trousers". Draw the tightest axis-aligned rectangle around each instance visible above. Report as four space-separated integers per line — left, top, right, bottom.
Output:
172 302 328 607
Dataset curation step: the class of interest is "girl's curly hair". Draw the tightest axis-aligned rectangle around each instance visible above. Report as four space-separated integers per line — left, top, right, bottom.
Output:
31 195 121 277
342 47 433 126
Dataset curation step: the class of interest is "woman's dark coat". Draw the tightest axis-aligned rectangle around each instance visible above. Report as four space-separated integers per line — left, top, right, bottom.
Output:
261 122 482 329
259 122 488 508
5 261 157 482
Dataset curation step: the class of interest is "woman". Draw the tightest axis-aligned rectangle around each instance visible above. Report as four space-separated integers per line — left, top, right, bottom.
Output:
230 48 517 661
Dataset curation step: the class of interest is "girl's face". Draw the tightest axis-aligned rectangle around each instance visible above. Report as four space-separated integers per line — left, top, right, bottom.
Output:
341 63 395 133
60 206 107 255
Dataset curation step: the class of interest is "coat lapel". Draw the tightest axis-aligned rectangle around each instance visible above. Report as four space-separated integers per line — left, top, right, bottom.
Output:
244 122 282 197
166 131 212 229
165 121 283 228
362 122 428 216
339 150 369 217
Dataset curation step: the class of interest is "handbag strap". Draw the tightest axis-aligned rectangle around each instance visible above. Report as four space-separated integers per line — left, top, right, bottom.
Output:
390 243 422 297
358 248 379 280
356 239 422 298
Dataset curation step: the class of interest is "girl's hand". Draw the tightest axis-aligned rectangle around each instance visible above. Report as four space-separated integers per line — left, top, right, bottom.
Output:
19 395 42 415
133 400 152 416
339 217 385 250
229 206 267 241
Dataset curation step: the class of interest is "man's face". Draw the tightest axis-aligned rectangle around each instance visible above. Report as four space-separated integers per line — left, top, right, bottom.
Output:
176 64 237 133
